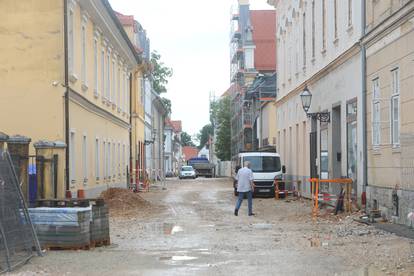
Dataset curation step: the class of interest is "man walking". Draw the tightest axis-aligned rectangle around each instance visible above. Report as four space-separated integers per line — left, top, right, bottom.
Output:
234 161 255 216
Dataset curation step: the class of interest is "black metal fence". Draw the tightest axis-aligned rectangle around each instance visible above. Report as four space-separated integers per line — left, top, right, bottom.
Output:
0 151 41 273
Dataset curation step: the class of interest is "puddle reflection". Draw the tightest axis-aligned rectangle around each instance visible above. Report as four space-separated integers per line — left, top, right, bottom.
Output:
159 255 198 262
163 223 184 235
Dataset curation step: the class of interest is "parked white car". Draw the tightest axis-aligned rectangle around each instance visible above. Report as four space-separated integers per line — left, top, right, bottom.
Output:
179 166 196 179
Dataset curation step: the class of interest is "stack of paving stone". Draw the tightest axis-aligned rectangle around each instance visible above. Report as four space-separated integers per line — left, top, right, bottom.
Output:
90 203 110 246
28 207 91 249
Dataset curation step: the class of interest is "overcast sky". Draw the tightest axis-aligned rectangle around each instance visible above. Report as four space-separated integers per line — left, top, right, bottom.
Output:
109 0 273 137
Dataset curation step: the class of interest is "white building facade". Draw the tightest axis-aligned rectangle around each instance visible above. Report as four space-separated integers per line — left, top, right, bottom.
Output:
164 122 173 175
269 0 365 201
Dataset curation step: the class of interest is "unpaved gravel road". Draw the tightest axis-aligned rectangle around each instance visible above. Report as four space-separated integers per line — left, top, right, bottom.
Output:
13 178 414 275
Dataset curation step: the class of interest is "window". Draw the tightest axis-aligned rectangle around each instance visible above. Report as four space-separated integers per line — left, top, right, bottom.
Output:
101 47 105 100
112 59 116 106
81 21 87 86
372 78 381 146
320 128 329 179
126 74 130 114
95 138 99 180
68 7 75 77
118 143 121 176
311 1 315 58
391 68 400 146
348 0 353 27
334 0 338 40
117 65 121 111
140 78 145 104
94 36 98 96
322 0 326 50
302 12 306 68
70 131 76 184
295 37 299 74
82 134 87 183
122 144 126 175
288 46 292 79
243 156 281 173
106 49 111 102
121 72 126 112
108 142 111 178
245 48 254 69
103 141 106 179
112 143 116 178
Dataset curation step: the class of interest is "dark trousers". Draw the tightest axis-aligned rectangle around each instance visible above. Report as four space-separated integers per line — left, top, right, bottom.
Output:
235 191 253 215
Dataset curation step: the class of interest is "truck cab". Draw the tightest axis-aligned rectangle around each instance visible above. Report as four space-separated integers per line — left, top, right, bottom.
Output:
234 151 283 197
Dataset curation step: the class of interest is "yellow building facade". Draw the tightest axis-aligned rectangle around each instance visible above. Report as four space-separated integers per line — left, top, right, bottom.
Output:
0 0 141 197
364 0 414 225
115 12 148 185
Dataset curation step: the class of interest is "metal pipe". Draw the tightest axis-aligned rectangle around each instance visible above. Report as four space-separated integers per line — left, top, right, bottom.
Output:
64 0 70 193
129 72 133 188
53 154 58 198
361 0 367 195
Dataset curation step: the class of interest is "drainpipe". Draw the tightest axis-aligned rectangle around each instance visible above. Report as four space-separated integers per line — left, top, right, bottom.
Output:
129 72 133 188
361 0 368 206
64 0 70 194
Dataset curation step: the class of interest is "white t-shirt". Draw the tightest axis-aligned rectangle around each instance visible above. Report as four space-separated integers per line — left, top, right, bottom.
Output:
236 167 254 192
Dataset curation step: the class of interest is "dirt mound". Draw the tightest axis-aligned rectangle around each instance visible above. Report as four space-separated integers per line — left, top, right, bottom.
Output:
100 188 151 217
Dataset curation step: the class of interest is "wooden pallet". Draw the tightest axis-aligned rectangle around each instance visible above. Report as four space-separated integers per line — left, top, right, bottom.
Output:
90 238 110 248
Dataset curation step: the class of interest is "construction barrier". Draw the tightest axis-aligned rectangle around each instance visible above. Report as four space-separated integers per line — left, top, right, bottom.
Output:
274 179 302 200
308 178 353 218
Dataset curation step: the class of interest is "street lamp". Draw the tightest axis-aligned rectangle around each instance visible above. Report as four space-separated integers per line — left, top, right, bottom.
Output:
300 86 330 123
144 129 157 145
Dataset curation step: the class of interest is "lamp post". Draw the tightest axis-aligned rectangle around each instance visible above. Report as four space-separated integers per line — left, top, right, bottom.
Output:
300 86 330 122
144 129 157 145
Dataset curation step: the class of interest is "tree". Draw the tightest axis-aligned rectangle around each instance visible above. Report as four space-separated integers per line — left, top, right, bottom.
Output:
161 97 171 115
151 51 173 94
197 124 214 150
214 96 231 160
181 132 195 147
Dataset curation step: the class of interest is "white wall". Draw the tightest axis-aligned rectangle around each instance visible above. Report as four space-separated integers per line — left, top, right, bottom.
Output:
198 146 209 159
275 0 365 199
277 0 362 100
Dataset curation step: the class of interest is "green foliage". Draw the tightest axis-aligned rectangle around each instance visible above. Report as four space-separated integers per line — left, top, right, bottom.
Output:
161 97 171 115
151 51 173 94
213 96 231 161
197 124 214 150
209 99 219 126
181 132 195 147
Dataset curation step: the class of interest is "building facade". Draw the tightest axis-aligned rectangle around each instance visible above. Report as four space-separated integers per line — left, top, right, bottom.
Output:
164 119 174 175
269 0 365 200
364 0 414 225
0 0 140 197
150 92 167 181
116 11 150 186
170 120 183 173
229 1 276 159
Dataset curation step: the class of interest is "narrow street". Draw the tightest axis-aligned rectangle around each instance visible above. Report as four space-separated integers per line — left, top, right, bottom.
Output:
16 178 414 276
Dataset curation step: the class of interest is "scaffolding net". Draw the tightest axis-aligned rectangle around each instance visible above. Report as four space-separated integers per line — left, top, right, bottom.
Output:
0 150 41 273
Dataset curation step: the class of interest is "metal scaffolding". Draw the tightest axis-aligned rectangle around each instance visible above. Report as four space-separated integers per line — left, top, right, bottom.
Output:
0 151 42 273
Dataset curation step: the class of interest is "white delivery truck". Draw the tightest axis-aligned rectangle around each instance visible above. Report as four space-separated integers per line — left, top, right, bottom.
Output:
233 151 285 197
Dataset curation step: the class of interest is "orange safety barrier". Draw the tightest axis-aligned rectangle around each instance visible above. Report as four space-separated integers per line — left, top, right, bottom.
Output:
141 170 150 192
274 179 302 200
308 178 353 218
